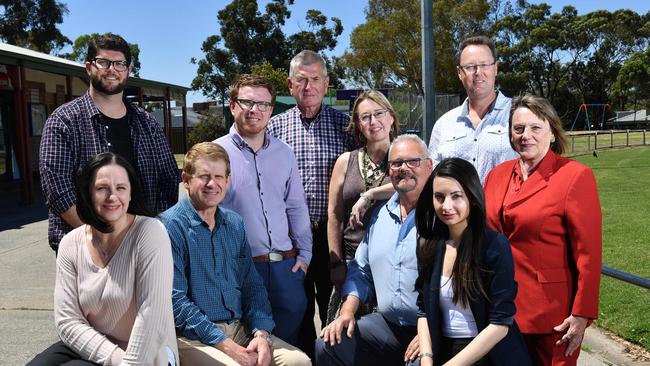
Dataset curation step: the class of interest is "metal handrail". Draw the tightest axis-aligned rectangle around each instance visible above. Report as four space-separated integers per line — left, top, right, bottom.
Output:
601 265 650 289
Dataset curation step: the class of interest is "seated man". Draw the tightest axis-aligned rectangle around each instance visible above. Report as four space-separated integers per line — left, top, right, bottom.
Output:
161 142 311 366
315 135 433 365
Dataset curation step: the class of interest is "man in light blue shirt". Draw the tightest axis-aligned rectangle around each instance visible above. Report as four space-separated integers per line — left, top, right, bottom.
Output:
428 36 517 183
315 135 433 366
215 74 312 346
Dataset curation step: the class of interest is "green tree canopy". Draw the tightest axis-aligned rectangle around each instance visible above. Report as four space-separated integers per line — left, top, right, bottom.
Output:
494 3 650 120
61 33 142 77
251 62 289 95
342 0 493 95
0 0 70 54
613 45 650 103
192 0 343 103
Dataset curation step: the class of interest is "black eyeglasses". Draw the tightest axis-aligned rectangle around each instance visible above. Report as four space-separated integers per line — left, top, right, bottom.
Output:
91 58 129 72
235 99 273 112
388 157 429 170
458 61 496 73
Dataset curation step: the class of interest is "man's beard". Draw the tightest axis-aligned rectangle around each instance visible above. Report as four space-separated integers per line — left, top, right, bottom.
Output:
91 74 127 95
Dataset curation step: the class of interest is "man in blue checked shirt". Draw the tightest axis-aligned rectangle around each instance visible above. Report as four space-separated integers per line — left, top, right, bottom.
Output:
315 135 433 366
161 143 310 366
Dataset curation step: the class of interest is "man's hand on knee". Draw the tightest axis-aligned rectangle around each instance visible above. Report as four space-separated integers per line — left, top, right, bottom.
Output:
247 331 272 366
216 338 258 366
320 309 356 346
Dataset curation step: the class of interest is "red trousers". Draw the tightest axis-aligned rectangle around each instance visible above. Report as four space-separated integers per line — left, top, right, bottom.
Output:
523 332 580 366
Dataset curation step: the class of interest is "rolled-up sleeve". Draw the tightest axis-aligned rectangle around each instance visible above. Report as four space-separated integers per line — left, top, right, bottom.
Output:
485 233 518 326
341 237 374 304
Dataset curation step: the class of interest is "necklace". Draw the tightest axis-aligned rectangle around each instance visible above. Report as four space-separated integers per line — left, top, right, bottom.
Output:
361 146 387 191
87 215 135 264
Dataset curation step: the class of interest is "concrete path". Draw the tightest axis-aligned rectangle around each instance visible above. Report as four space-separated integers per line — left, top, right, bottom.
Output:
0 184 646 365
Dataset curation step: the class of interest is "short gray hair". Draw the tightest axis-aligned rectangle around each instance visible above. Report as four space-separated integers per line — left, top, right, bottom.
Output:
389 134 430 158
289 50 328 78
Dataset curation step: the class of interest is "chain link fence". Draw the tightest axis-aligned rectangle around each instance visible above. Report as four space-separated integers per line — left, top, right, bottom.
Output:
387 89 460 135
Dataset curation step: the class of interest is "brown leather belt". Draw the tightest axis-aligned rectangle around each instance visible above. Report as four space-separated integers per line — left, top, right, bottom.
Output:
252 249 298 263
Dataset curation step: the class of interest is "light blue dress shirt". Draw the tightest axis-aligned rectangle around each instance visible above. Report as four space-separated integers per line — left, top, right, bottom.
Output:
215 127 313 264
428 91 518 183
342 193 419 327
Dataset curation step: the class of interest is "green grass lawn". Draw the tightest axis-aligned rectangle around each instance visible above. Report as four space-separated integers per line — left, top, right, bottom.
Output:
572 146 650 349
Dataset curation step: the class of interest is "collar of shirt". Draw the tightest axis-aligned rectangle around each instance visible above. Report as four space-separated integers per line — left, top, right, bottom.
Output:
227 125 270 151
460 90 509 125
180 195 225 230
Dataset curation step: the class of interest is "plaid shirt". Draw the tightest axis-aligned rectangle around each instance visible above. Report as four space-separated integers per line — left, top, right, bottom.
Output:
161 198 274 346
39 91 179 250
268 105 354 222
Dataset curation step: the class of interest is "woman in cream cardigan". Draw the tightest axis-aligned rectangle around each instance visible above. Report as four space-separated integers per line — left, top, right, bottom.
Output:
29 152 178 365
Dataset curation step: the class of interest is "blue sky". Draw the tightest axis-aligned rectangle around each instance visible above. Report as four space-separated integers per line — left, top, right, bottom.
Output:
58 1 649 106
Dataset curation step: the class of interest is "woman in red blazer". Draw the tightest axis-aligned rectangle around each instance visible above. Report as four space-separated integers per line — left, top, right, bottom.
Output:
484 95 602 366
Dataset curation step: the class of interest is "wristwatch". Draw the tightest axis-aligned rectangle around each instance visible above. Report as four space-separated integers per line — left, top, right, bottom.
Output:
253 332 273 347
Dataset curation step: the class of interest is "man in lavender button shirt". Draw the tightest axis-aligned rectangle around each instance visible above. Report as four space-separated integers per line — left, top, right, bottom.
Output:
215 74 312 346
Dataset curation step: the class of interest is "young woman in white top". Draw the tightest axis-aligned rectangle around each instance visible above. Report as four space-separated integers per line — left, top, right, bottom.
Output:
29 152 178 366
414 158 531 366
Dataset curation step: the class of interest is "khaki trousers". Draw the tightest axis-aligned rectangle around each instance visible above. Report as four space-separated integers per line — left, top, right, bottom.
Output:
178 321 311 366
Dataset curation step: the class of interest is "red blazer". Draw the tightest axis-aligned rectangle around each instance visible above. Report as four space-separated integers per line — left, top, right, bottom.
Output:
484 151 602 333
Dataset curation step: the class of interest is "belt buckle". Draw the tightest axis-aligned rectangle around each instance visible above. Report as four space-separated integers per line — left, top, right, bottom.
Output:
268 252 283 262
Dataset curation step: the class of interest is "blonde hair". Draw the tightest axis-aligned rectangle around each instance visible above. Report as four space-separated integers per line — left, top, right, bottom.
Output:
348 90 401 145
183 142 231 176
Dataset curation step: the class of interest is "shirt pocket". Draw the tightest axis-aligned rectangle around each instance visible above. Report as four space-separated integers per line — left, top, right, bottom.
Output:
483 125 512 155
437 131 469 158
484 124 508 136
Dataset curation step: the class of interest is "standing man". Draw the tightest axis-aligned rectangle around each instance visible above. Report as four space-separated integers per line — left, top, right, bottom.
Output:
268 50 355 354
161 142 310 366
39 33 179 253
215 74 312 346
428 35 517 183
315 135 432 365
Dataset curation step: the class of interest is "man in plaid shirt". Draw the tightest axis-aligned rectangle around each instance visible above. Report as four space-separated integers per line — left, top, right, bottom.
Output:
39 33 179 253
268 50 355 356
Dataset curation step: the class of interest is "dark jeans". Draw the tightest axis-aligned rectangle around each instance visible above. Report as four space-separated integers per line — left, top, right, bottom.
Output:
297 220 332 358
254 256 307 345
27 341 100 366
314 312 418 366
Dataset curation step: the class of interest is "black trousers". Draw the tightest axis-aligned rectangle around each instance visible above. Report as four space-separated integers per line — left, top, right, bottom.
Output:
296 220 332 358
27 341 99 366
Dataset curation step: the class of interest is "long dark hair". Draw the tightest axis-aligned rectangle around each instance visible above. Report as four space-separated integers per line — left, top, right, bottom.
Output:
415 158 488 306
76 152 153 233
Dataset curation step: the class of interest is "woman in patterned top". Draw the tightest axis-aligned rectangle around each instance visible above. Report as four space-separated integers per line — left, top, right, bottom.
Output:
325 90 401 323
